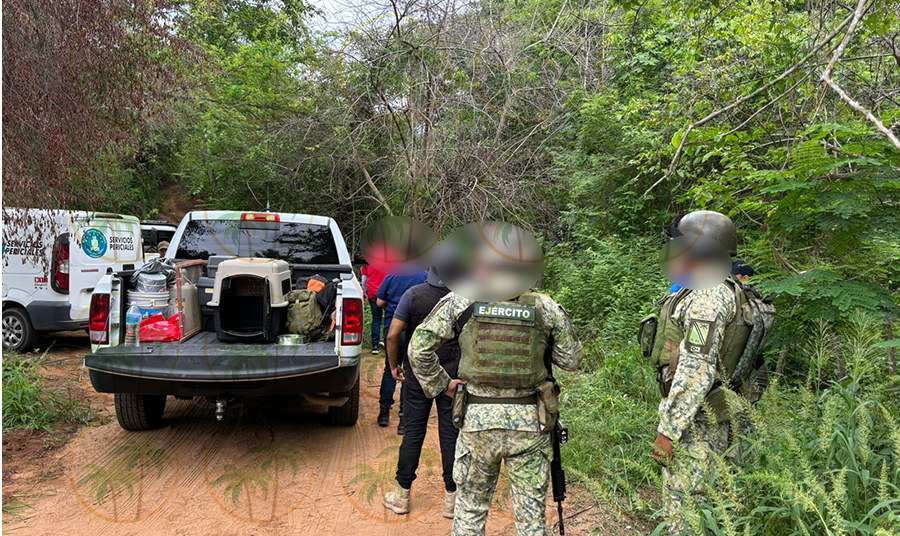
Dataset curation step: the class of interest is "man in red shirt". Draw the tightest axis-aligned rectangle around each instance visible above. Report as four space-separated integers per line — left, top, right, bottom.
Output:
361 265 388 354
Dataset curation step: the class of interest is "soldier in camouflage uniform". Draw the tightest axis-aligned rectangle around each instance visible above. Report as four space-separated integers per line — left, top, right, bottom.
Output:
408 291 583 536
650 210 743 534
655 284 734 533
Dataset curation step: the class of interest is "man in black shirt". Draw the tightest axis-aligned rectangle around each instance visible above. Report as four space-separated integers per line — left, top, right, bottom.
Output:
381 266 460 519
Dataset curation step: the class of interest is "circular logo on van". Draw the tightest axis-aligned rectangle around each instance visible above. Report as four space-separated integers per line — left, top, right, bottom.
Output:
82 228 108 258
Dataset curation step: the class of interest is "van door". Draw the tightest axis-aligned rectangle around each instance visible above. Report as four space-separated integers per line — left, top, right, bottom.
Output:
69 215 142 323
0 209 57 306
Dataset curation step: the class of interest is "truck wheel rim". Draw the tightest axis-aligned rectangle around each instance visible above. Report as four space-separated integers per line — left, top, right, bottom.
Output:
3 315 24 349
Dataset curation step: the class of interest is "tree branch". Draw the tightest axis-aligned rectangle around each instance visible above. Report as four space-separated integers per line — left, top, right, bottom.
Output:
350 141 393 216
643 10 857 198
820 0 900 151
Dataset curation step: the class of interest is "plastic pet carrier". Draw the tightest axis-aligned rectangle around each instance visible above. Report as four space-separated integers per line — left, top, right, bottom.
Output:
208 258 292 343
198 255 235 332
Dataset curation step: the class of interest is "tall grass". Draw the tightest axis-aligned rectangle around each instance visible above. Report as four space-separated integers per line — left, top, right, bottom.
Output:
560 320 900 535
689 315 900 536
2 351 95 432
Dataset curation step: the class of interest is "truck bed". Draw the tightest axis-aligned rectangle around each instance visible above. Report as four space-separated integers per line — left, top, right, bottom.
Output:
87 331 340 381
85 330 359 398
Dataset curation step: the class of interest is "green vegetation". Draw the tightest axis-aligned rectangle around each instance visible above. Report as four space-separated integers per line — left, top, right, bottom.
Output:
559 311 900 534
2 352 96 433
2 497 33 518
1 489 55 519
3 0 899 533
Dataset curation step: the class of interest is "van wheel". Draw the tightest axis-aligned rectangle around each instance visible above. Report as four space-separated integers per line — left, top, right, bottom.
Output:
328 377 360 426
2 308 38 353
115 394 166 430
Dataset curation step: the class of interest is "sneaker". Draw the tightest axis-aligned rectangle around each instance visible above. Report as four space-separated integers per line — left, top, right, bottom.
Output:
372 347 380 355
397 414 405 435
378 406 390 427
443 490 457 519
382 486 410 515
380 341 386 351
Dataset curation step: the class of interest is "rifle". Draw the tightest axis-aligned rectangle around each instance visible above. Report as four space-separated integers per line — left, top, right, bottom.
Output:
551 414 569 534
545 345 569 535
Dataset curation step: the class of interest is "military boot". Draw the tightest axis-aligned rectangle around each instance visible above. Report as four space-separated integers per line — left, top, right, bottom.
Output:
443 490 457 519
378 406 390 427
382 486 410 515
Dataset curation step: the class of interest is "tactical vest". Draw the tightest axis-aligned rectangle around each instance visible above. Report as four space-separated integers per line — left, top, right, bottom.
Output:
639 277 776 401
458 293 550 390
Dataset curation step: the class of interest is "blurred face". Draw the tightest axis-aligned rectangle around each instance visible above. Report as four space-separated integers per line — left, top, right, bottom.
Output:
439 222 543 303
660 235 731 290
669 255 703 282
359 217 438 276
159 246 168 257
473 244 502 280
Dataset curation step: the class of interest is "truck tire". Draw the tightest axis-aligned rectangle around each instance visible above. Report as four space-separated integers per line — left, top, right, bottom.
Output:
115 394 167 430
2 307 38 353
328 377 359 426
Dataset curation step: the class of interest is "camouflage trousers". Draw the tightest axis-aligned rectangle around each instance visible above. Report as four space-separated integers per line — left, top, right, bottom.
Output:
452 429 552 536
662 418 730 535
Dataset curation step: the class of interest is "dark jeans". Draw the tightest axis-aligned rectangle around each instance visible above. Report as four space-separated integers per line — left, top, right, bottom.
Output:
396 386 458 492
368 298 387 347
379 351 406 412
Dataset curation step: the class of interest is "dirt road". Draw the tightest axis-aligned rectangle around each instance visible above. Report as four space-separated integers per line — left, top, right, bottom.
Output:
3 336 643 536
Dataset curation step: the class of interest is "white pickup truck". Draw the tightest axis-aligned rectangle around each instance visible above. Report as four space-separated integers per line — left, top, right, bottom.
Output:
84 211 364 430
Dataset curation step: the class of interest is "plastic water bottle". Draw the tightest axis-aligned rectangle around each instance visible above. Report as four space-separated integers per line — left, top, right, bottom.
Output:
125 303 141 347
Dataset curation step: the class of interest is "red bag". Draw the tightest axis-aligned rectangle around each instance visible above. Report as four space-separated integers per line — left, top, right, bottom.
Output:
139 320 181 342
140 313 166 326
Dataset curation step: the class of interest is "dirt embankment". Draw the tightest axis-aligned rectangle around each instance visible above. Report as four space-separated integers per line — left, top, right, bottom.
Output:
156 181 198 225
3 336 650 536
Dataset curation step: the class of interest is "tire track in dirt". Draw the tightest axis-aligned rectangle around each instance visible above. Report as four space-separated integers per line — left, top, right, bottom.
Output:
70 398 208 535
10 347 626 536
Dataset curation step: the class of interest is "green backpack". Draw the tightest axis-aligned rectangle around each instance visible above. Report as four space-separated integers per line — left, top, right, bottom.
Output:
639 277 776 401
287 289 327 341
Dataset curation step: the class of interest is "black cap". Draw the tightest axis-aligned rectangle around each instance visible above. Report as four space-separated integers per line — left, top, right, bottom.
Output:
426 265 446 288
731 259 755 277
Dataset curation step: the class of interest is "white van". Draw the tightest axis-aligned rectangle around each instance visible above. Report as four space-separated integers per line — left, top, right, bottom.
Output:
2 209 143 352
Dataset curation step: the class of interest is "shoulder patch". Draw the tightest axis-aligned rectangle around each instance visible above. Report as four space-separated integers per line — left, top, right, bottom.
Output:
686 318 715 354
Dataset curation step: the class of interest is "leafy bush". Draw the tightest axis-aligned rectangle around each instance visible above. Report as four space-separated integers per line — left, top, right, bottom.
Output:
684 382 900 534
544 235 666 345
684 315 900 536
560 346 661 518
557 307 900 535
2 352 95 432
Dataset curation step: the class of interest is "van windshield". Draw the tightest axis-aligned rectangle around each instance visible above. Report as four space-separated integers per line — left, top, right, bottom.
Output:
174 220 341 264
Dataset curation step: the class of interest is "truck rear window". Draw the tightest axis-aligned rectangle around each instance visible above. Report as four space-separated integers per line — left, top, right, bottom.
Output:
175 220 341 264
158 230 175 243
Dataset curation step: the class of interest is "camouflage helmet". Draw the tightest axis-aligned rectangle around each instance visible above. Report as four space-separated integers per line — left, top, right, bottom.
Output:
667 210 738 257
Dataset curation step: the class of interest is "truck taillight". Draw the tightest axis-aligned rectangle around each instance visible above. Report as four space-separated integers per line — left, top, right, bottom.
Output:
341 298 363 345
89 293 110 344
51 234 70 294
